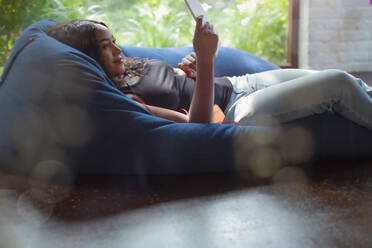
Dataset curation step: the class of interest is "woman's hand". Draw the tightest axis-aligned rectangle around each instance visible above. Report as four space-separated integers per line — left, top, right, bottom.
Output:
192 16 219 62
177 18 218 79
177 52 197 79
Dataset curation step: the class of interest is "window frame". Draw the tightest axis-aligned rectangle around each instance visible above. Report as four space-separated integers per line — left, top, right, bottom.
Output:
281 0 299 68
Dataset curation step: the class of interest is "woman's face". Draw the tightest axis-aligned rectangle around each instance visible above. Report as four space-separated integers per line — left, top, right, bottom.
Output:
95 25 125 78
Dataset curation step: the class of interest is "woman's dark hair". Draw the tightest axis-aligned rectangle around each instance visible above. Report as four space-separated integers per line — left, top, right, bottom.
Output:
47 19 148 88
47 20 107 61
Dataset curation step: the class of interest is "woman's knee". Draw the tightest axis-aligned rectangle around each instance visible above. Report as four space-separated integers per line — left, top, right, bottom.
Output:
322 69 356 88
323 69 348 78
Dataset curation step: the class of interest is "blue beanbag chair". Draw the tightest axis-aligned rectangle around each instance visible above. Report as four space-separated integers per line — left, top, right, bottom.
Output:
0 20 371 176
120 46 280 77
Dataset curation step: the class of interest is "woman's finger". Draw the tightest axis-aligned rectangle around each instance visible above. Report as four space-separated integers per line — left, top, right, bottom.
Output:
188 69 197 78
202 22 214 34
188 60 196 70
182 57 193 65
186 54 196 63
178 63 189 73
195 15 204 32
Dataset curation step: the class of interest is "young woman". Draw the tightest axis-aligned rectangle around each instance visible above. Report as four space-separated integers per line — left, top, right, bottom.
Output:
47 19 372 129
47 18 218 124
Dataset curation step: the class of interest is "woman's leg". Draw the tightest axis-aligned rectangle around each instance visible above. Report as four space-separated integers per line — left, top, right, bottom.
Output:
226 69 372 130
227 69 317 91
247 68 318 89
224 69 318 116
248 69 372 96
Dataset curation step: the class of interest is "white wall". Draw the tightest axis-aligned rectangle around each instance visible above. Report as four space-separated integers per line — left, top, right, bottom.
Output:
298 0 372 72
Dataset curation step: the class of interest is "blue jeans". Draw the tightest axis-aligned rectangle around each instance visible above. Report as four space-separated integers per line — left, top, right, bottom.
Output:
224 69 372 129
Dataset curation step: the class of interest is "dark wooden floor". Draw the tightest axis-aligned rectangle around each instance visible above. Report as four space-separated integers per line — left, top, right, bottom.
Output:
1 160 372 248
0 72 372 248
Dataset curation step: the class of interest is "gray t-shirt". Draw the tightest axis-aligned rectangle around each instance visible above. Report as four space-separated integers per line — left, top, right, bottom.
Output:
120 60 233 111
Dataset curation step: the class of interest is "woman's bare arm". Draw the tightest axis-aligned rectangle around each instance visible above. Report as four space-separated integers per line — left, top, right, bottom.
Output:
128 17 218 124
127 94 189 123
145 104 189 123
188 16 219 123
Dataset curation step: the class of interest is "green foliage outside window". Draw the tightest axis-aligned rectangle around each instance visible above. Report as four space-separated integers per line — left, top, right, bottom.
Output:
0 0 289 75
0 0 86 74
93 0 288 65
212 0 289 64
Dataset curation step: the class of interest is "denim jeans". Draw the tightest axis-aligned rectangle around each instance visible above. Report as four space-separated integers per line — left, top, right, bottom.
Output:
224 69 372 129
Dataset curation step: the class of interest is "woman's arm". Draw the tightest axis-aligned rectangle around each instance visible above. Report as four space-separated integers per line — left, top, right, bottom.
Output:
145 104 189 123
127 94 189 123
188 16 219 123
128 17 218 124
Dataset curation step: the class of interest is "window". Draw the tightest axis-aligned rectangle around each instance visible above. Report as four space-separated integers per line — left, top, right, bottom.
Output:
83 0 296 66
285 0 299 68
0 0 298 74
